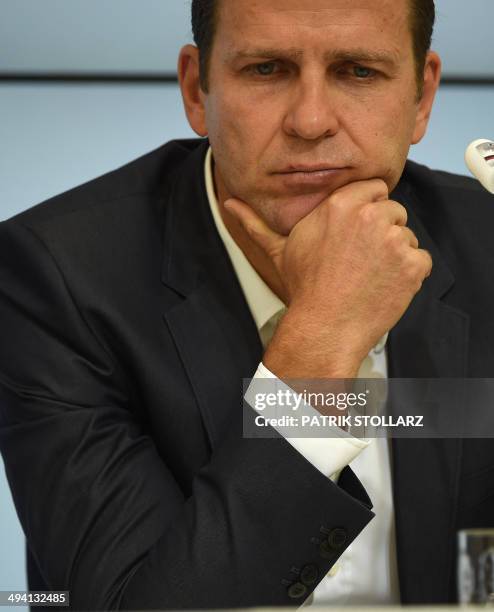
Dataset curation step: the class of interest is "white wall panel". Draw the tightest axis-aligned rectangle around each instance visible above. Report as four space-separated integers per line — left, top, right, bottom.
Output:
410 85 494 174
0 0 192 73
1 0 493 77
433 0 494 76
0 83 196 219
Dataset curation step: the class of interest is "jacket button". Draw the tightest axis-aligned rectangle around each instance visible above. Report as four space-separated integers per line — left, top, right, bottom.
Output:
319 539 333 559
287 581 308 599
300 564 319 586
327 527 347 550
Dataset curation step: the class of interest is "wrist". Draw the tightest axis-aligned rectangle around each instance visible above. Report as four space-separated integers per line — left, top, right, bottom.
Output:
263 306 363 379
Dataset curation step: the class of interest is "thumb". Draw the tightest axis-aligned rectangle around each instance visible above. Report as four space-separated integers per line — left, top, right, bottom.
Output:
224 198 286 265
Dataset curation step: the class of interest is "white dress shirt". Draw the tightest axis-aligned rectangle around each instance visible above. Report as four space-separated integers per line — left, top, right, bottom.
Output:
204 147 400 605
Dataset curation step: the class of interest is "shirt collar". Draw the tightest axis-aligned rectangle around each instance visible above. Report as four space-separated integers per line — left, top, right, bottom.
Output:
204 147 286 333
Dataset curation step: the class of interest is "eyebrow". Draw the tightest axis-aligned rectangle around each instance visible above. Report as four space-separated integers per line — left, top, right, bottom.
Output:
225 47 399 66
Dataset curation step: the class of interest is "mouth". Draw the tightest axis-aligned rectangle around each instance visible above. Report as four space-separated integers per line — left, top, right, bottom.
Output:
273 165 349 188
276 163 348 173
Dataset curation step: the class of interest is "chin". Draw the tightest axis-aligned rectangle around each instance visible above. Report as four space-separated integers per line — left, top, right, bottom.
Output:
269 192 330 235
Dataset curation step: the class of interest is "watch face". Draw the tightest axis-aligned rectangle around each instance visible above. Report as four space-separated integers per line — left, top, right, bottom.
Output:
476 141 494 167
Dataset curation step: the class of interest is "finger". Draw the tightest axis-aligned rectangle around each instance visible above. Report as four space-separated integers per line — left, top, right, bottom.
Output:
330 178 389 209
417 248 433 278
401 227 419 249
224 198 286 261
374 200 408 227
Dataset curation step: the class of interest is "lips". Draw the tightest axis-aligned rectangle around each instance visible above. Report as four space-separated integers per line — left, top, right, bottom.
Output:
273 166 348 189
276 164 346 173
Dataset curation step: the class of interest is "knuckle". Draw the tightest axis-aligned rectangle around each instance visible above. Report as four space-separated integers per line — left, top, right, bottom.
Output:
423 250 434 275
318 200 332 218
328 190 346 212
358 202 379 225
408 274 424 294
372 178 389 200
387 224 403 243
403 254 421 280
384 226 405 255
405 227 419 248
390 200 408 224
403 251 431 291
398 204 409 225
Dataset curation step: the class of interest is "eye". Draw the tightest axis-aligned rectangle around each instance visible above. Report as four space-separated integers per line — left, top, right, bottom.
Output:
353 65 375 79
253 62 278 76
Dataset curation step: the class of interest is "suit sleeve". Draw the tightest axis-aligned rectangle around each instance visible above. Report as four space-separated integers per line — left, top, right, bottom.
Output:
0 219 374 610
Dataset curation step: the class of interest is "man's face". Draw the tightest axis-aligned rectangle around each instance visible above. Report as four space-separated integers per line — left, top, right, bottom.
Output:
201 0 434 235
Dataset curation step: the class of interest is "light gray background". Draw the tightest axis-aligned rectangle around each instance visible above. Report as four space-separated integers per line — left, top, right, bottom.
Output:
1 0 493 76
1 0 493 602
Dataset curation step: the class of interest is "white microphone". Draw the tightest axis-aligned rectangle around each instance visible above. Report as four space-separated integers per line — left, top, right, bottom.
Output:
465 139 494 194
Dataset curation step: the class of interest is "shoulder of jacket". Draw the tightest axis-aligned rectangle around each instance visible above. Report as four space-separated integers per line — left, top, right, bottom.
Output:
403 158 494 216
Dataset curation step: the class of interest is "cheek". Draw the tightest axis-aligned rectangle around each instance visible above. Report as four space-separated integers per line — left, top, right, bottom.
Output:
339 102 414 192
206 99 279 191
206 94 254 158
206 80 283 147
353 98 416 161
207 84 264 135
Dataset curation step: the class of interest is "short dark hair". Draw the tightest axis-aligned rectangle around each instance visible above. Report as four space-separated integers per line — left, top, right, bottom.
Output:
191 0 219 93
191 0 435 95
409 0 436 95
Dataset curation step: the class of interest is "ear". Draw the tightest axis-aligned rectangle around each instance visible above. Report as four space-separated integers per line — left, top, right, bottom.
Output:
411 51 442 144
178 44 208 137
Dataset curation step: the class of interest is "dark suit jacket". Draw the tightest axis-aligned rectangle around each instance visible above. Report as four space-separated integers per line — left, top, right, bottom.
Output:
1 138 494 610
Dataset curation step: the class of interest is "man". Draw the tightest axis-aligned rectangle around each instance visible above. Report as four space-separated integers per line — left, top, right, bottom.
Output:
1 0 493 609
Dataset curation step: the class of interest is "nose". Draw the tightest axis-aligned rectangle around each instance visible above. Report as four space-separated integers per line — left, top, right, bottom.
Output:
283 73 340 141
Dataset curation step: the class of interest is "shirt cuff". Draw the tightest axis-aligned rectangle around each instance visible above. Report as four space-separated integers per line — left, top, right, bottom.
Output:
250 362 370 480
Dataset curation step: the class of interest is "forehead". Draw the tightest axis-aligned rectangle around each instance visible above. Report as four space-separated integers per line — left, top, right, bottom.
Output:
215 0 411 55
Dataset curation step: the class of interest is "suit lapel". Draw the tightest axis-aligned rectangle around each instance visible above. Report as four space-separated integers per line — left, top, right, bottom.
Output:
161 141 263 451
389 178 469 603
